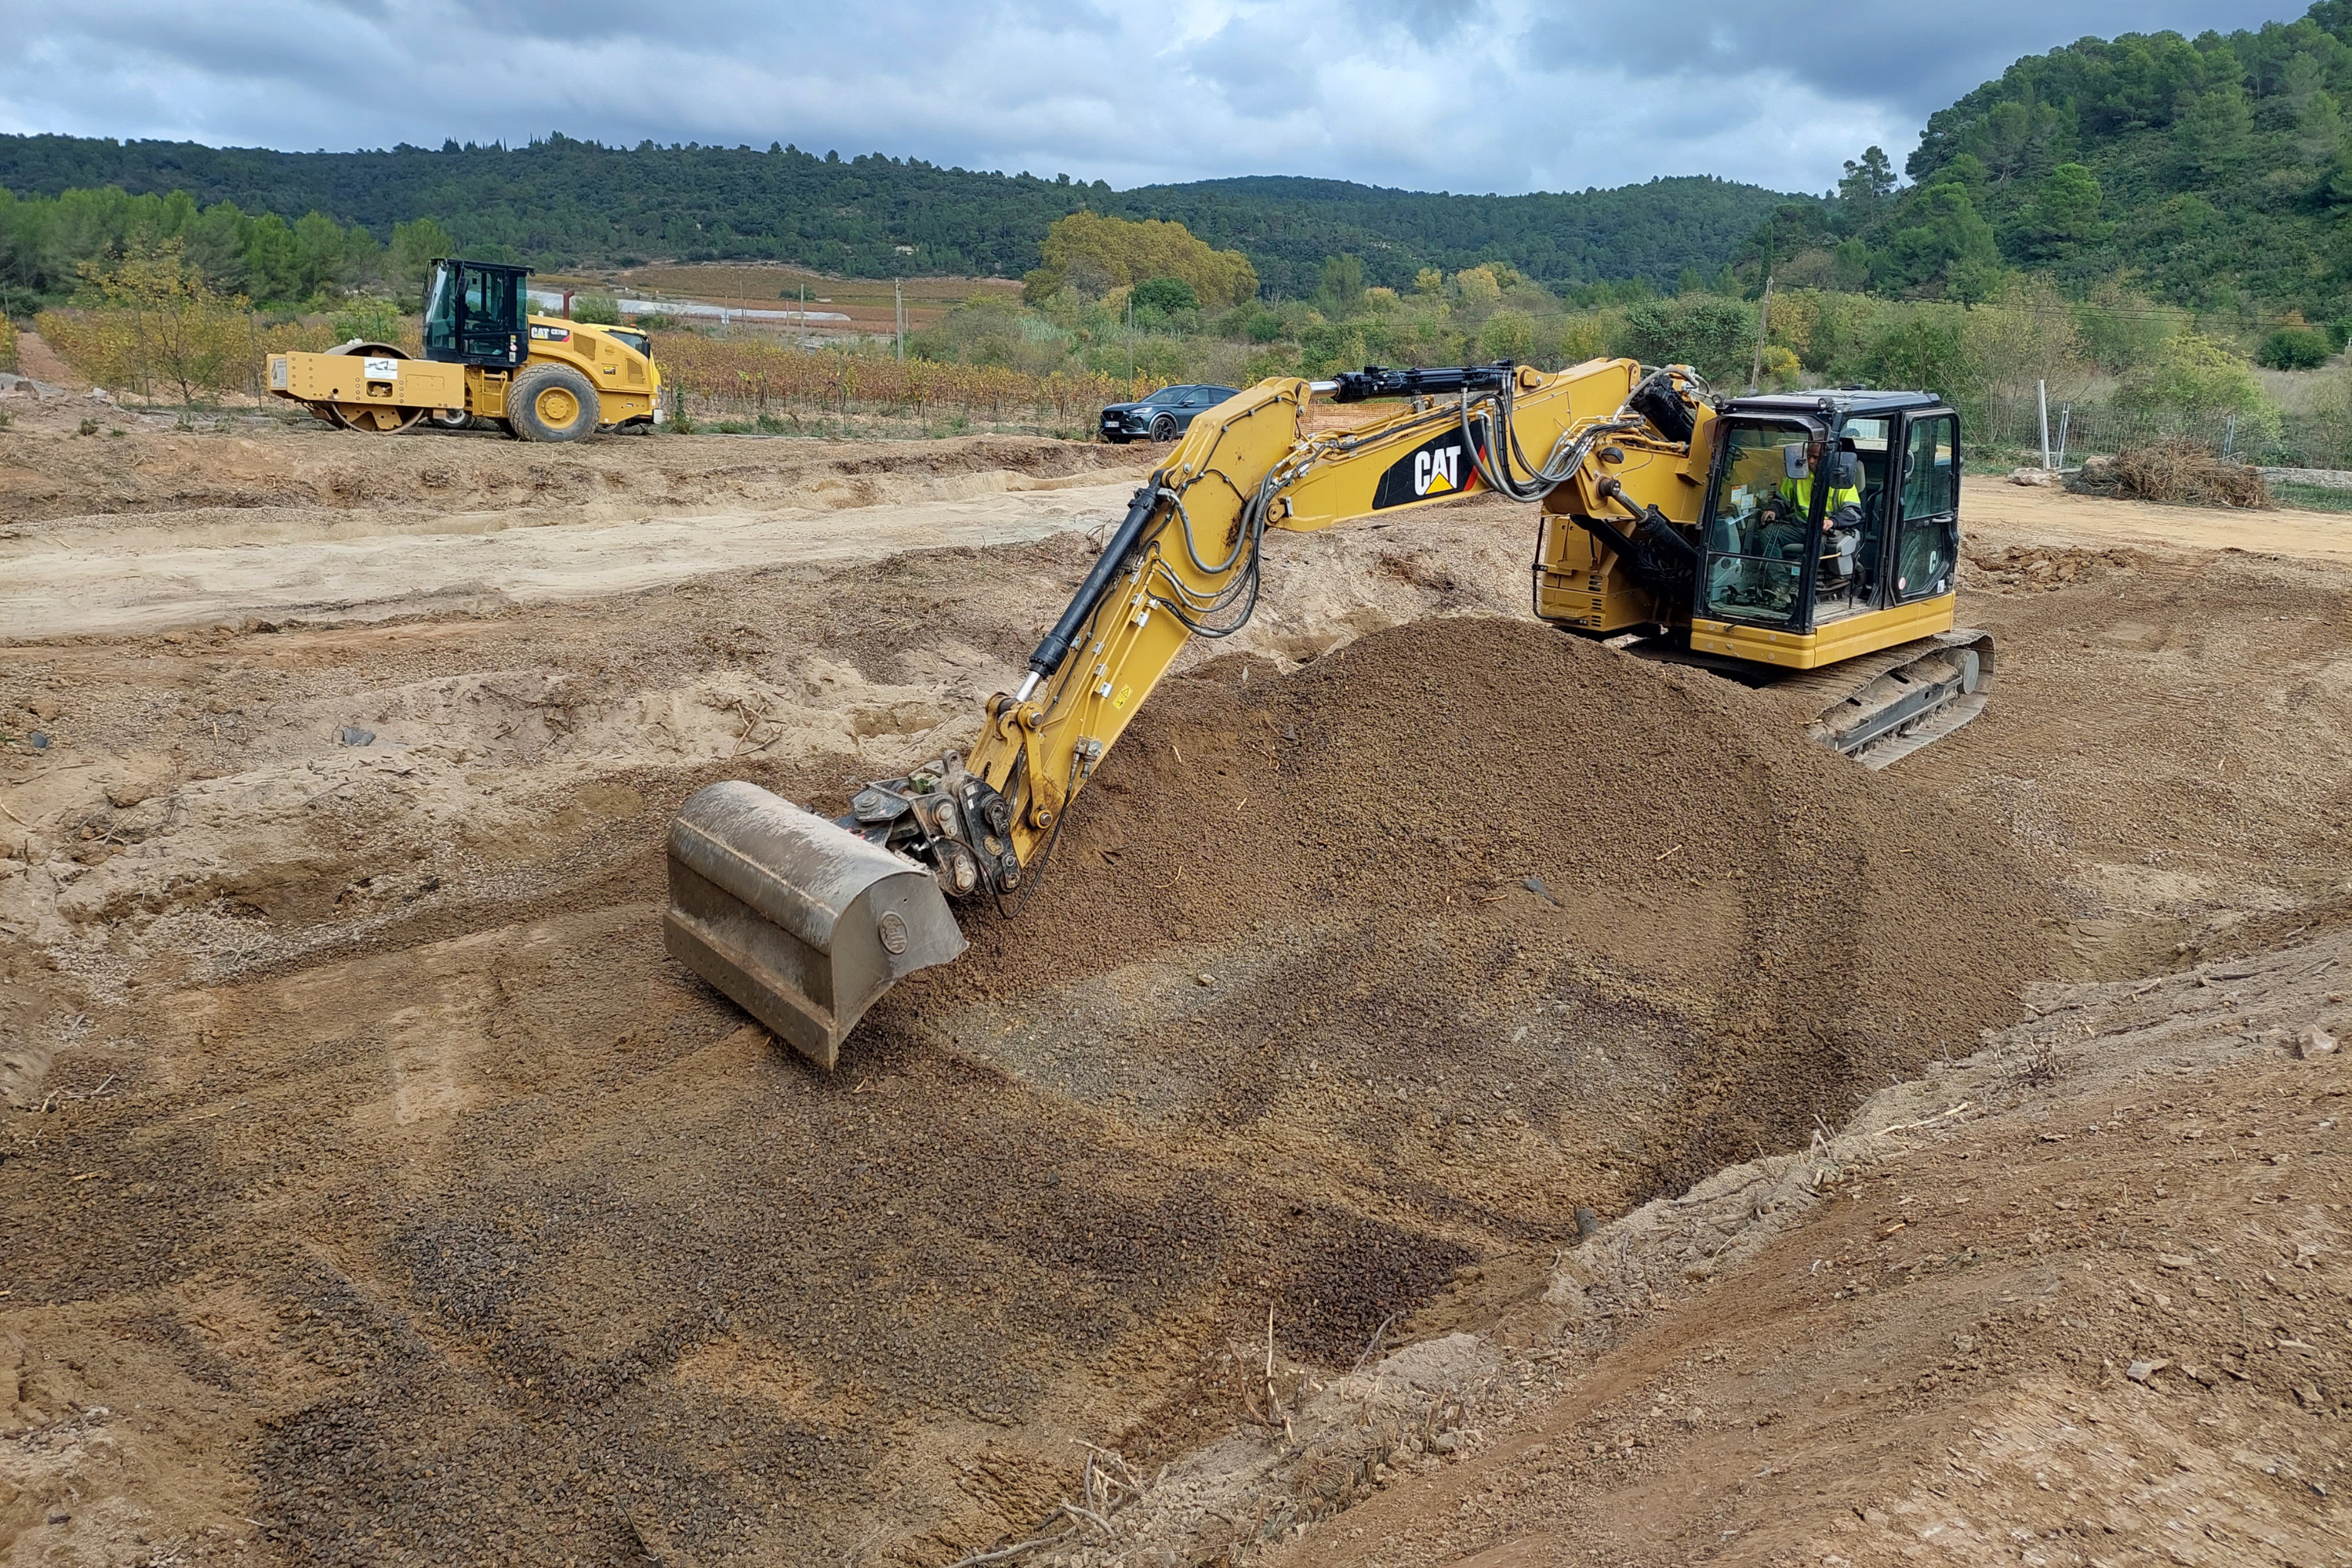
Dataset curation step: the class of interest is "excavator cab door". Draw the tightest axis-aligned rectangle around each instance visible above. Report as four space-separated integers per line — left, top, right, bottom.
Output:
1695 419 1827 633
1889 411 1961 603
422 258 530 369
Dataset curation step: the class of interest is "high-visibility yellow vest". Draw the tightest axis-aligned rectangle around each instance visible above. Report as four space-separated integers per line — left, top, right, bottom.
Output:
1779 473 1862 518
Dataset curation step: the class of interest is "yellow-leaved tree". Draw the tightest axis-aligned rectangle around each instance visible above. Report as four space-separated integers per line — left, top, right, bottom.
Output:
38 241 255 405
1024 213 1258 310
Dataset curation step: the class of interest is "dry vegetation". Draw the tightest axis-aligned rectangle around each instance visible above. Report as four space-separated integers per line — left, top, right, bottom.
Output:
2072 437 2273 507
654 336 1126 432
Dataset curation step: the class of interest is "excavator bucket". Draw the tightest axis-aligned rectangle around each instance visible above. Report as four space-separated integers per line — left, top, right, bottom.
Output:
664 781 967 1069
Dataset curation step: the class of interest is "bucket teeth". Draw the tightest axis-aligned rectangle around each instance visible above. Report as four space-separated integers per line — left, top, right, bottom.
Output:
665 781 966 1069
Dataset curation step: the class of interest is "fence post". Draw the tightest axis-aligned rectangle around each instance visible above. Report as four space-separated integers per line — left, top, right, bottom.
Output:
2056 405 2071 471
2038 379 2052 471
2223 412 2237 459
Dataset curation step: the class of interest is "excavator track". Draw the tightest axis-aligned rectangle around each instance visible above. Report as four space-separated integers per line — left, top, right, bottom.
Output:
1775 630 1996 770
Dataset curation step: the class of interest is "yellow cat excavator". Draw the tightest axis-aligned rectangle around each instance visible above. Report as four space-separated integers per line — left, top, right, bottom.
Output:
666 358 1992 1065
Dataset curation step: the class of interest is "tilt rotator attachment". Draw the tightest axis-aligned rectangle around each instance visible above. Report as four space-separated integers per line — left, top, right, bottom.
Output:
666 484 1163 1069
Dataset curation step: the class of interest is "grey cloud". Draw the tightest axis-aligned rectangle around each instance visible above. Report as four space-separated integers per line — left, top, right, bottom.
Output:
0 1 2317 196
1538 2 2296 121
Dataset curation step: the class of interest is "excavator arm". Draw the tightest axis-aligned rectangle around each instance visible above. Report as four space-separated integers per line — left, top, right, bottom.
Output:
666 358 1712 1065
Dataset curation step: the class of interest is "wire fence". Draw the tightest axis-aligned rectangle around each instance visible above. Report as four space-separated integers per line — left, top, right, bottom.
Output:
1972 391 2352 472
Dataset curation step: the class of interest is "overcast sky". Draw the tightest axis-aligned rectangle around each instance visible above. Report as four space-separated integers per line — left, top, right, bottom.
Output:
0 1 2311 196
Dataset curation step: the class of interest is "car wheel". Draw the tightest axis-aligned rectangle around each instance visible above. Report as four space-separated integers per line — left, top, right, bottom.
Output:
506 362 600 442
1150 413 1178 442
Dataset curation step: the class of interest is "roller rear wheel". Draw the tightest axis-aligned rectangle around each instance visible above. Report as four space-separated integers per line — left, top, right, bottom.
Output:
506 363 600 442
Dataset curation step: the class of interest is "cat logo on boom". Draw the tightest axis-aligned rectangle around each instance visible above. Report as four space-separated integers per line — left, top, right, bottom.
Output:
1372 419 1490 510
1416 445 1463 494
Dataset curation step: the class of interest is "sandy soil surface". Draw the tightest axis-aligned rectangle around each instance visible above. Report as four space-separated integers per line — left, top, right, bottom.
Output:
6 330 86 391
1241 941 2348 1568
1971 474 2352 562
2 422 2348 1568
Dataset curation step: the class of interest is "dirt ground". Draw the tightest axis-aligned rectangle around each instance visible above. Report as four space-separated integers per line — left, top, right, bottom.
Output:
2 407 2349 1568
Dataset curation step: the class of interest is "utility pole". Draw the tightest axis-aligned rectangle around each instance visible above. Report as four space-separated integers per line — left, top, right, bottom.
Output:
1748 274 1773 394
895 278 905 361
1127 292 1135 393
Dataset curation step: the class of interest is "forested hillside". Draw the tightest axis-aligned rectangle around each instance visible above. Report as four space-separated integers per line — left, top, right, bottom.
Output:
0 132 1787 302
1087 175 1780 297
1744 2 2352 319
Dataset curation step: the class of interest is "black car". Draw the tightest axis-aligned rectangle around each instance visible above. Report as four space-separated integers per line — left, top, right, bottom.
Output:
1098 383 1241 444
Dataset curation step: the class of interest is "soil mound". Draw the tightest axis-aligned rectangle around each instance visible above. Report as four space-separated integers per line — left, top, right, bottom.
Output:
876 615 2064 1281
0 606 2066 1566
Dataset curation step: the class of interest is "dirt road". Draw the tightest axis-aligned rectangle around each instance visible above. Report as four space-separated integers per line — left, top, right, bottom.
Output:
2 417 2347 1567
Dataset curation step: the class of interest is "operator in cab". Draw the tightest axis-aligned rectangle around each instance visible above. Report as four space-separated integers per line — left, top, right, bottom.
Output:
1759 438 1864 561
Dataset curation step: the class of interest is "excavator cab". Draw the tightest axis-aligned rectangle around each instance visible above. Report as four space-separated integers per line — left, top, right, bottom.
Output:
1696 393 1958 638
421 258 530 370
1682 390 1985 761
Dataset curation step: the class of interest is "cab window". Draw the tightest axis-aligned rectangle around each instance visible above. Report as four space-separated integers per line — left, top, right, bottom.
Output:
423 264 457 342
1699 424 1813 630
1894 416 1959 602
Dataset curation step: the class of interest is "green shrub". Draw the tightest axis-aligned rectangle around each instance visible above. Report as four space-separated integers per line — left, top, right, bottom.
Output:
328 297 405 344
572 293 622 325
1861 312 1968 401
1130 277 1198 315
2258 325 2332 370
1478 309 1538 364
1613 296 1756 384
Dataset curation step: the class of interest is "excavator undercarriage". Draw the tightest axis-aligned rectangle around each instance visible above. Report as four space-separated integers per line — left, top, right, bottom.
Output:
666 359 1998 1064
